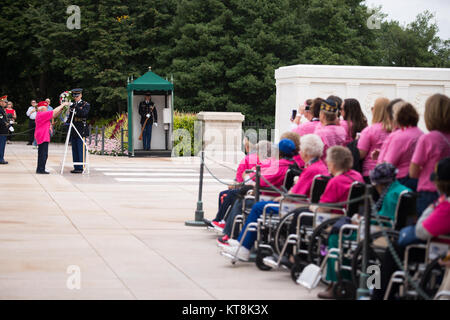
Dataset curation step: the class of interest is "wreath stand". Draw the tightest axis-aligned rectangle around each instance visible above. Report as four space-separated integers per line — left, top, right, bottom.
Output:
60 109 90 175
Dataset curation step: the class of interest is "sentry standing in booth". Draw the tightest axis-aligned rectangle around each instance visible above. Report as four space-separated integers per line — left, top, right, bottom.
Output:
138 92 158 151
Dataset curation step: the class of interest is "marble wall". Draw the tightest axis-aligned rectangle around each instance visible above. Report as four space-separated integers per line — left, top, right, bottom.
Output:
275 65 450 140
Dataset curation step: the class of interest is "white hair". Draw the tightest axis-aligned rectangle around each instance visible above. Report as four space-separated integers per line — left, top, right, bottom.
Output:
37 106 47 111
300 134 324 158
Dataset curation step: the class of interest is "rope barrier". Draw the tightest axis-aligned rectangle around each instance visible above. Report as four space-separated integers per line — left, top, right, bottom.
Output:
203 153 238 172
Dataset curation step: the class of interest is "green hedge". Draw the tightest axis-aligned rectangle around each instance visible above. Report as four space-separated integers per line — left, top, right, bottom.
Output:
173 111 198 156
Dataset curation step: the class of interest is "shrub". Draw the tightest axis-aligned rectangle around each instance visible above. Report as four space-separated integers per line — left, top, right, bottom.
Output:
173 111 198 156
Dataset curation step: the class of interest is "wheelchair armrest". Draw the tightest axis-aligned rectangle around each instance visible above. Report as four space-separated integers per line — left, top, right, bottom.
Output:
311 203 346 215
282 194 310 203
262 203 281 223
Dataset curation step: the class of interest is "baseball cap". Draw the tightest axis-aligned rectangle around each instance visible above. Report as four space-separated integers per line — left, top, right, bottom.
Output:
430 157 450 182
320 99 338 113
276 139 296 157
37 101 49 107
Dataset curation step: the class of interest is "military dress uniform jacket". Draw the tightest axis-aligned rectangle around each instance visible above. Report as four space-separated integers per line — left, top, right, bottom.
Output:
66 100 90 139
0 107 8 135
138 100 157 126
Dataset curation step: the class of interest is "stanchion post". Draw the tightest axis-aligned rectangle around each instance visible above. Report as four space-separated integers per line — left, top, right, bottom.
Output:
255 165 261 203
357 185 372 299
101 126 105 155
95 126 98 147
185 150 206 227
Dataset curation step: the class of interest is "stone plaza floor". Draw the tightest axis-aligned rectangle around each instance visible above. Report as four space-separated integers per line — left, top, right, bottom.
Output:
0 142 322 299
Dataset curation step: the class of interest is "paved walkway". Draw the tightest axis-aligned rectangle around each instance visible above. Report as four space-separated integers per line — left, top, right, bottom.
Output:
0 142 322 299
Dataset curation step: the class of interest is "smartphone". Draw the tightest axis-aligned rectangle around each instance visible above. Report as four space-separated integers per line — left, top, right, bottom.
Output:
291 109 297 120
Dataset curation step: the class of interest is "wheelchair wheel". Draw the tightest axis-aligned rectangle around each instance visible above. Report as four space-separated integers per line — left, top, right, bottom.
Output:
307 217 341 285
351 230 399 288
274 211 295 255
333 280 356 300
290 256 308 283
255 247 273 271
419 257 446 299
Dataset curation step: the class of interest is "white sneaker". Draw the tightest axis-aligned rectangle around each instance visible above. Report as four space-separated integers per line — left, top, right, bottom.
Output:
222 245 250 261
228 239 240 247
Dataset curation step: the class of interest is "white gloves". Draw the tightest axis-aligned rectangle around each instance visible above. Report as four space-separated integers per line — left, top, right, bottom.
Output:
154 123 158 127
9 126 14 132
146 113 150 118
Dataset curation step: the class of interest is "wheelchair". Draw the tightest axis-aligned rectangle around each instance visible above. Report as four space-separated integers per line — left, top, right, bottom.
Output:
291 181 365 284
221 164 302 265
314 189 418 299
350 191 417 289
383 234 450 300
256 174 331 272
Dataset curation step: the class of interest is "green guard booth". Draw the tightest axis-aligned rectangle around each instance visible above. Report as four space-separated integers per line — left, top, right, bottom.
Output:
127 68 174 157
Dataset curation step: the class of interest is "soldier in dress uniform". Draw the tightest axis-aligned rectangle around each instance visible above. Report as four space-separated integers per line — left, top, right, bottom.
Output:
138 92 158 151
66 88 90 173
0 95 9 164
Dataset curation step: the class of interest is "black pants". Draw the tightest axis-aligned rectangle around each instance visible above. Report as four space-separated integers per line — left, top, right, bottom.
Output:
37 142 49 173
29 119 36 143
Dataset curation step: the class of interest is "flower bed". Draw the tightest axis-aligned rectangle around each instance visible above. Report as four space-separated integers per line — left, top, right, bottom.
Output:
88 113 128 156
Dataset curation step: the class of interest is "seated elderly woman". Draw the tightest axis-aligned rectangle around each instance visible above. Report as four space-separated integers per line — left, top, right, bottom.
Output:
318 162 411 299
221 134 328 261
204 138 272 230
217 137 299 247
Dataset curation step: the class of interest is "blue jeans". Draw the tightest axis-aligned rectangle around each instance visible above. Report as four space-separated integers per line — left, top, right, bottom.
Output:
224 198 254 237
0 135 6 161
143 123 153 150
215 189 239 222
237 201 278 250
71 135 85 171
416 191 439 217
397 225 423 248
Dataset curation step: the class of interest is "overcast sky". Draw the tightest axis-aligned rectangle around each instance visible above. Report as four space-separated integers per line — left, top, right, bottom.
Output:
364 0 450 40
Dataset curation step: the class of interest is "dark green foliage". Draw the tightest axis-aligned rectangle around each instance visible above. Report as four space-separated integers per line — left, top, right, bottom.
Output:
0 0 448 128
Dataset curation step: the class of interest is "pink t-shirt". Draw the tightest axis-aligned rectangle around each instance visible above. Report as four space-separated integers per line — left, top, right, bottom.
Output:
314 124 347 158
235 153 259 183
34 110 54 145
292 120 320 137
340 119 353 145
378 126 424 178
293 154 305 168
319 170 364 212
411 131 450 192
290 160 329 196
357 123 391 177
258 158 294 189
422 199 450 243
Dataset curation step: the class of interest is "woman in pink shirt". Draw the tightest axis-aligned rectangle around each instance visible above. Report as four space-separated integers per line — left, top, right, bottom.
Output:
34 100 69 174
292 98 323 137
378 102 423 190
339 98 368 145
410 94 450 215
314 99 347 158
357 97 392 182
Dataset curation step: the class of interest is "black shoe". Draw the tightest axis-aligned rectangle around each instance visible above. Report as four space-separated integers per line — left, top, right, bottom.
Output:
27 142 32 145
0 161 8 165
36 171 50 174
70 169 83 174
